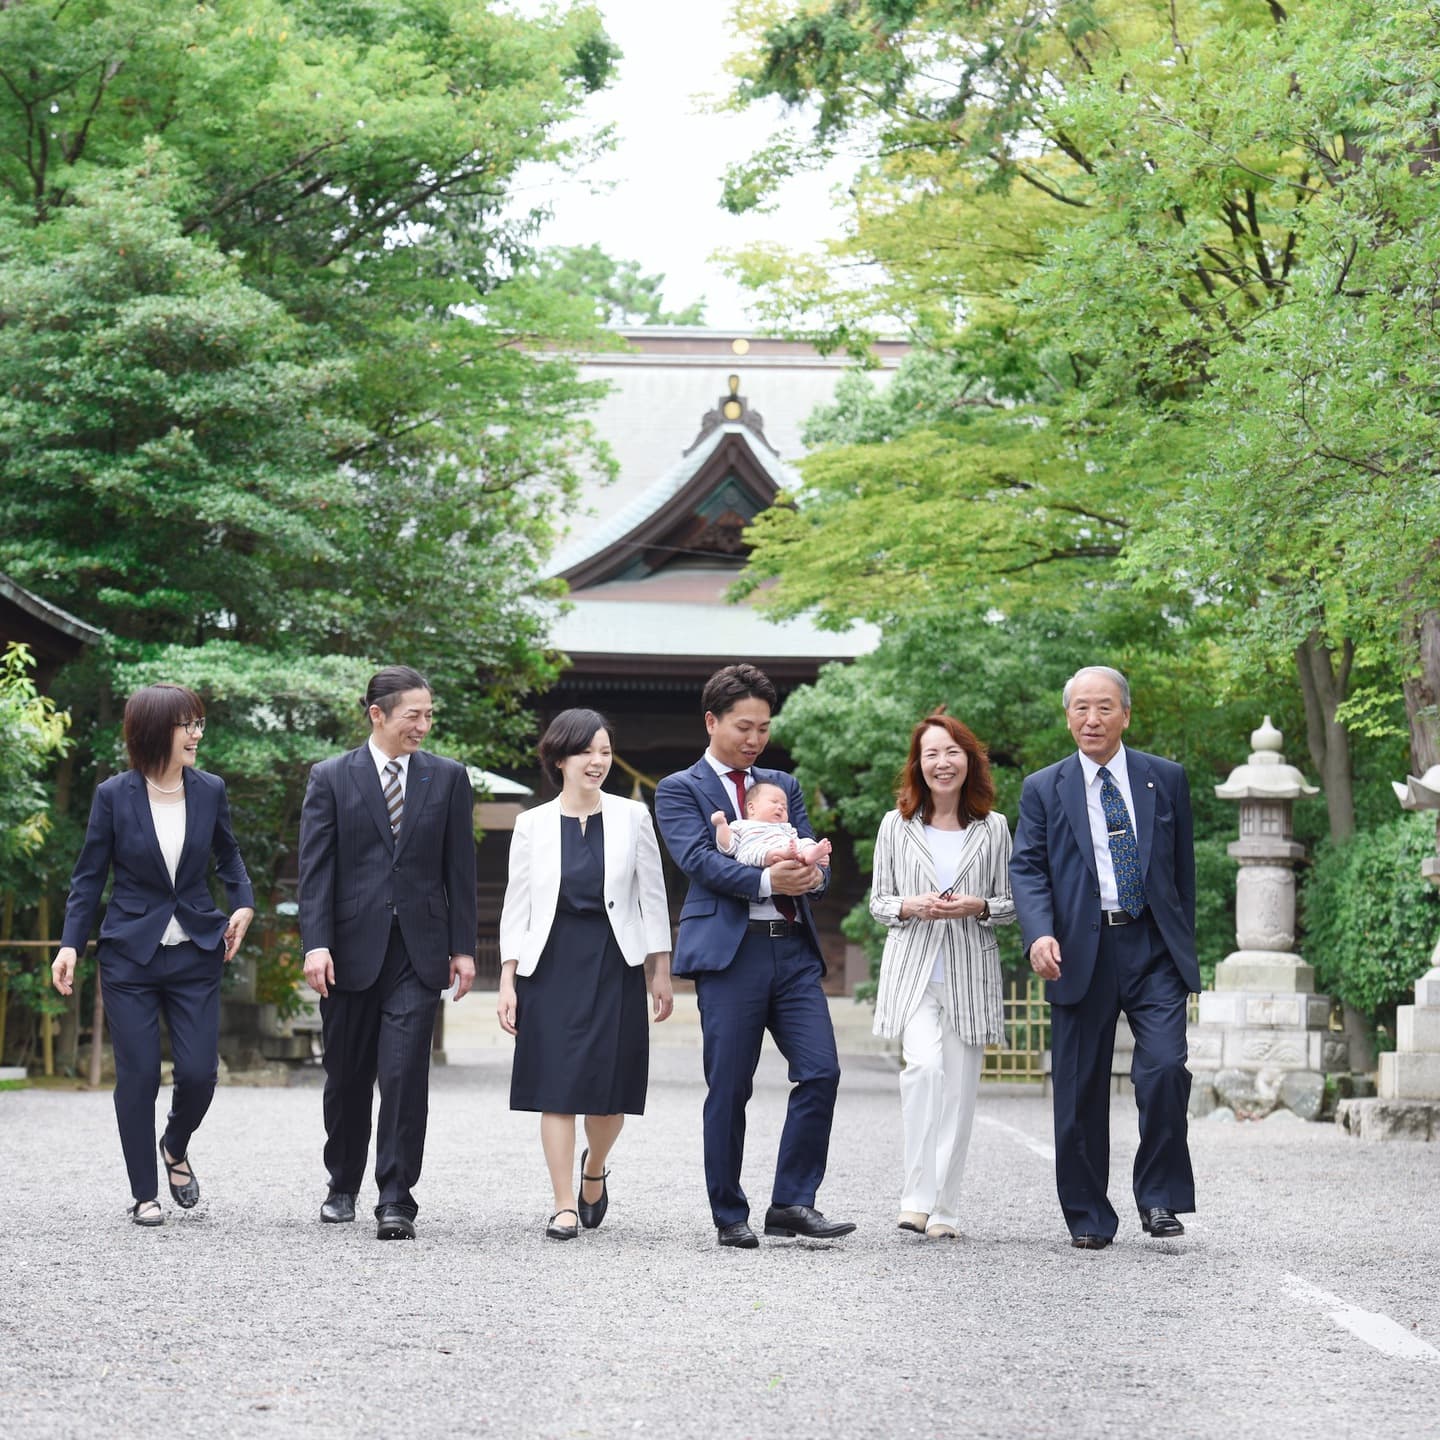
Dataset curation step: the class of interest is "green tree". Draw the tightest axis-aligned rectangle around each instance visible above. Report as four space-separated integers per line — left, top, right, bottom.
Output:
0 644 71 863
534 244 707 326
0 0 624 904
725 0 1439 839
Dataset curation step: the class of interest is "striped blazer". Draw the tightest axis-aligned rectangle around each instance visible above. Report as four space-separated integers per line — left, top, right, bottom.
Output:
869 808 1016 1043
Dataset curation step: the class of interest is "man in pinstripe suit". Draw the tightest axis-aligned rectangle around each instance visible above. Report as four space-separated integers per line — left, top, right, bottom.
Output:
299 666 477 1240
1010 666 1199 1250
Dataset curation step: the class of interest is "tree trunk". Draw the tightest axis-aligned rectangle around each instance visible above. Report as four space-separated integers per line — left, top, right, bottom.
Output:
1295 631 1356 841
1402 607 1440 776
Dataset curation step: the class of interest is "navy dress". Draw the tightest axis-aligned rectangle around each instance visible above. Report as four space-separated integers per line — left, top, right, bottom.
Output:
510 815 649 1115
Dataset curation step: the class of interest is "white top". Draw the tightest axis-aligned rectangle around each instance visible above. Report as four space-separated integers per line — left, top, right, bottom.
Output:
150 797 190 945
702 750 781 920
368 737 409 799
923 825 969 983
1077 744 1138 911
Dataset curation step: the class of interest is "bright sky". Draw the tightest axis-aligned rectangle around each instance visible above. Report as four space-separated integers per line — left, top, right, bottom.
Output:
512 0 849 328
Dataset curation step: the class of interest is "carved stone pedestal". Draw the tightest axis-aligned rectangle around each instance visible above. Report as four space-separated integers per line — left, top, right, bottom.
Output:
1188 718 1348 1120
1337 772 1440 1141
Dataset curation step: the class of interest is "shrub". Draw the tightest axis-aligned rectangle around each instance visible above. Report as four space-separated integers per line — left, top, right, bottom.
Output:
1303 813 1440 1021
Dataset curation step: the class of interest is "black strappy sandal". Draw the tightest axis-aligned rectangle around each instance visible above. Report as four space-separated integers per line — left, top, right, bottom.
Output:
546 1208 579 1241
160 1139 200 1209
130 1199 164 1227
578 1147 609 1230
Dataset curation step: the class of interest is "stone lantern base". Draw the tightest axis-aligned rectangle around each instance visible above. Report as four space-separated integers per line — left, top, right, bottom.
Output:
1337 954 1440 1142
1187 955 1350 1121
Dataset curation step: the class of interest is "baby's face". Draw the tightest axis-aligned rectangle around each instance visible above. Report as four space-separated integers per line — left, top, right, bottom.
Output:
747 787 789 824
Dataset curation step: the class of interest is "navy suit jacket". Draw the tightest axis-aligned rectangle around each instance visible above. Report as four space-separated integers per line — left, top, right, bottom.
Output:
1009 748 1200 1005
654 759 828 978
298 745 478 991
60 768 254 965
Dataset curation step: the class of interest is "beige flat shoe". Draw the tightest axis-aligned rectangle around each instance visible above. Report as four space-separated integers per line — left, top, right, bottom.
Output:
926 1223 959 1240
897 1211 929 1234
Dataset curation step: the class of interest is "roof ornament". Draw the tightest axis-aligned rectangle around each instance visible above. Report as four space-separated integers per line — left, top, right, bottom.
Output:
683 371 773 456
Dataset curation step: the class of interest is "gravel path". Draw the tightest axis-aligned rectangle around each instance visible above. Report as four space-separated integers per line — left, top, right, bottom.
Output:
4 1043 1439 1439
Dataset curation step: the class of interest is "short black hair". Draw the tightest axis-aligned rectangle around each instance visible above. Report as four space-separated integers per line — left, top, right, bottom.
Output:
745 780 787 814
701 663 777 719
537 707 612 785
123 684 205 776
362 665 431 720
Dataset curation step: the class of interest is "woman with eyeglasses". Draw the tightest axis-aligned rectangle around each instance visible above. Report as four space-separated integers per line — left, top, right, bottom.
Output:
52 685 255 1226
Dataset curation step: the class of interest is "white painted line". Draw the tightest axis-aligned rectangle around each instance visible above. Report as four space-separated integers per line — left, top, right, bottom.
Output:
1282 1273 1440 1362
977 1114 1056 1162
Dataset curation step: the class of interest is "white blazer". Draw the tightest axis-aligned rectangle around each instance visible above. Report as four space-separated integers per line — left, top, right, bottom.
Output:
498 793 673 976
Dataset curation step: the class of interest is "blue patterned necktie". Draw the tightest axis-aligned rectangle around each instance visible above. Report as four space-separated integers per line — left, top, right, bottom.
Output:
1098 765 1145 917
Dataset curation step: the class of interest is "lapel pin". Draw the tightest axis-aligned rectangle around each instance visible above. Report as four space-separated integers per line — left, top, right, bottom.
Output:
1147 781 1154 788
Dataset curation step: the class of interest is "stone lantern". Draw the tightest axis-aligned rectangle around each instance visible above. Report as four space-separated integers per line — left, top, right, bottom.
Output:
1187 717 1348 1120
1338 765 1440 1139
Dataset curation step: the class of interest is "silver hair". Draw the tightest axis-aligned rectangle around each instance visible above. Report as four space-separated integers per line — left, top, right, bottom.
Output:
1062 666 1131 710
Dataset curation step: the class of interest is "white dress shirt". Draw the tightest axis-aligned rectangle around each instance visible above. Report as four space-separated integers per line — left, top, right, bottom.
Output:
702 750 781 919
368 737 410 802
1077 743 1137 911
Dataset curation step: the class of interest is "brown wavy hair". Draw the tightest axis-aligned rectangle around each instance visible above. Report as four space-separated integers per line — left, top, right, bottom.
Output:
895 710 995 824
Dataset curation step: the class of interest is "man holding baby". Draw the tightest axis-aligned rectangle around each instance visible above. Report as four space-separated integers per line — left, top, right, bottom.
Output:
654 663 854 1249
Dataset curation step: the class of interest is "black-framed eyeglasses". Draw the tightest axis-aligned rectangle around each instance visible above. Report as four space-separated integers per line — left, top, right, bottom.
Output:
177 718 207 736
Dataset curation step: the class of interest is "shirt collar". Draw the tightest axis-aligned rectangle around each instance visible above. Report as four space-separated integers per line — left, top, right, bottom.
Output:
1077 743 1129 788
368 737 410 776
704 749 749 780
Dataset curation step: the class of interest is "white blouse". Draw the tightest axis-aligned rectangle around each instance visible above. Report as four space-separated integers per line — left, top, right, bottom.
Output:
150 798 191 945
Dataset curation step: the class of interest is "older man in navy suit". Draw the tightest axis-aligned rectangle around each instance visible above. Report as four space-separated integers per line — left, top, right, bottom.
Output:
1010 666 1199 1249
655 664 854 1249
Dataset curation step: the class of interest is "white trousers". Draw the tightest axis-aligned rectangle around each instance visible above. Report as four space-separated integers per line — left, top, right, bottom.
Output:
898 981 984 1227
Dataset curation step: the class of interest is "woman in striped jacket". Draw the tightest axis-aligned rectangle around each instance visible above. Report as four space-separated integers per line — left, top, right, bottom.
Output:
870 711 1016 1239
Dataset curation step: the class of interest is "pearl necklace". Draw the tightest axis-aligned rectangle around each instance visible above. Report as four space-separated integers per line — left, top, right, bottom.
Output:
146 776 184 795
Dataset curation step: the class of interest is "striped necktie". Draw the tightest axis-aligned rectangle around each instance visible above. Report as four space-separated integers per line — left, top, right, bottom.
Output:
1098 765 1145 917
382 759 403 837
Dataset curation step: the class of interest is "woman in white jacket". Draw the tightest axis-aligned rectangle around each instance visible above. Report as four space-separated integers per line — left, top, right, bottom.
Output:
497 709 673 1240
870 710 1015 1239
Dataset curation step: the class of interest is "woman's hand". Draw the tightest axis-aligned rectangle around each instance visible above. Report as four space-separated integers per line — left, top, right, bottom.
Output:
51 946 79 996
933 893 988 920
901 891 943 921
496 977 518 1036
223 906 255 963
648 953 674 1023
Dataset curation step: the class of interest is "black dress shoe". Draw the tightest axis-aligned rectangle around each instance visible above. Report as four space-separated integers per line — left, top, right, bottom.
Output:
716 1221 759 1249
1139 1205 1185 1238
376 1204 416 1240
160 1140 200 1209
577 1147 609 1230
762 1204 857 1239
320 1191 356 1224
1070 1234 1114 1250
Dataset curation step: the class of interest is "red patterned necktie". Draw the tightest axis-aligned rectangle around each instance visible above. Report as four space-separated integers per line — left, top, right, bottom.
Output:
726 768 797 922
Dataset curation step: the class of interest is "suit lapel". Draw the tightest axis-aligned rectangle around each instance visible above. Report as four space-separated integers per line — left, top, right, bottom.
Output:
1059 756 1099 880
393 750 434 860
600 791 623 886
349 746 394 850
1128 749 1157 878
175 767 207 878
126 771 169 880
898 814 938 886
692 758 737 820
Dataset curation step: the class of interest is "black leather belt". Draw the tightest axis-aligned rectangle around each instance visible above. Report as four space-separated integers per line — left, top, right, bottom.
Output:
748 919 802 937
1103 908 1147 927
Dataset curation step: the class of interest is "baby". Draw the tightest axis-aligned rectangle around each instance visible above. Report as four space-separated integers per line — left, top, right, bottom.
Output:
712 781 833 868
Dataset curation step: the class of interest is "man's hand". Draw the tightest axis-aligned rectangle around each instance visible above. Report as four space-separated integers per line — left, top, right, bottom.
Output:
769 859 823 895
1029 935 1062 981
304 947 336 998
448 954 476 1001
51 946 79 996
